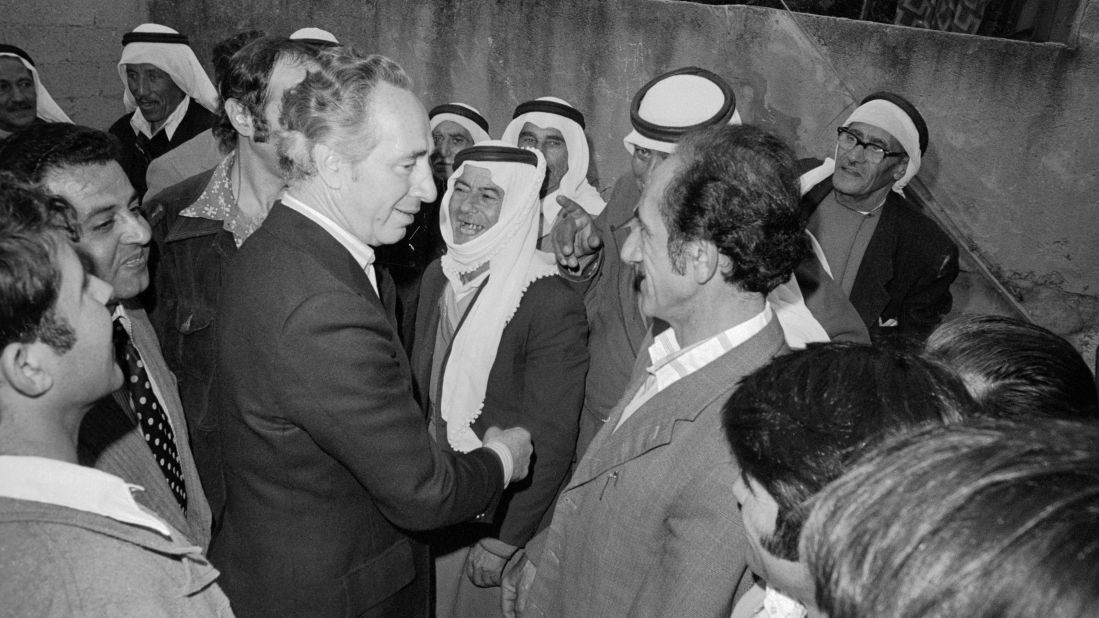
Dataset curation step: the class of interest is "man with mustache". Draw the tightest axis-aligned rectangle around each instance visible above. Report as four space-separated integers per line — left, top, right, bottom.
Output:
108 23 218 198
0 176 230 616
504 124 807 617
0 123 213 550
0 45 71 140
800 92 958 344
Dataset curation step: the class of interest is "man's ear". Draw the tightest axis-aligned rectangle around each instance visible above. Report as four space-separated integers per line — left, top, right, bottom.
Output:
690 240 722 284
893 156 910 181
225 98 256 139
0 343 53 398
314 142 344 190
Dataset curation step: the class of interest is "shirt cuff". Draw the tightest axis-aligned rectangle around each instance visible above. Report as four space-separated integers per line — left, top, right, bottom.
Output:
484 441 513 488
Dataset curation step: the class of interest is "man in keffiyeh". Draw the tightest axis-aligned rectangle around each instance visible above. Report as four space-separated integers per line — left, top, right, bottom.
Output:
0 44 71 140
409 142 588 617
108 23 218 197
800 91 958 343
501 97 605 238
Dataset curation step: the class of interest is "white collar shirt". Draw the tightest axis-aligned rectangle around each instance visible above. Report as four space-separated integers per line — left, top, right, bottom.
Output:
281 193 378 293
130 94 190 141
615 303 773 431
0 455 173 537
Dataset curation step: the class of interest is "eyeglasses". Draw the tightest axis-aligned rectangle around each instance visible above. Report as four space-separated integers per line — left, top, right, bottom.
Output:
836 127 906 165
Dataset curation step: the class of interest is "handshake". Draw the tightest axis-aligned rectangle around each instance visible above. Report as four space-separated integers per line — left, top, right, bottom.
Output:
483 426 534 483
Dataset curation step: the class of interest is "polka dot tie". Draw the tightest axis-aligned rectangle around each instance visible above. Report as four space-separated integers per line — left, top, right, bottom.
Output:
113 317 188 512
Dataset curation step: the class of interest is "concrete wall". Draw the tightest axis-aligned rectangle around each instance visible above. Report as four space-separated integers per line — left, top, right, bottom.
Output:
16 0 1098 361
0 0 148 130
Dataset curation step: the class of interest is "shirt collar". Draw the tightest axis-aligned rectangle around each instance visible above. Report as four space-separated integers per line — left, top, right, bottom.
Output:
646 302 773 391
179 153 265 247
0 455 173 537
130 94 190 140
281 193 375 271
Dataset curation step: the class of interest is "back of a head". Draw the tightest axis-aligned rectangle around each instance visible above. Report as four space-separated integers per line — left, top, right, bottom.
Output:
0 123 119 184
803 417 1099 618
211 29 266 86
276 46 410 184
722 342 974 560
665 124 807 295
0 172 78 352
927 314 1099 421
212 35 319 152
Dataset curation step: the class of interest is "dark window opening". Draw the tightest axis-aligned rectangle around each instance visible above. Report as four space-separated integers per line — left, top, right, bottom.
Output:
681 0 1082 43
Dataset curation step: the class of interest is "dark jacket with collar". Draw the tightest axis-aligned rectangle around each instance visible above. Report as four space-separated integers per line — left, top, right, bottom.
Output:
212 203 505 617
410 261 588 548
108 98 216 198
801 171 959 345
144 166 230 519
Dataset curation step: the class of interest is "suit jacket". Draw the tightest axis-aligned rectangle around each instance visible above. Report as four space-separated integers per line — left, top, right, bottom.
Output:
573 175 866 458
524 318 787 618
801 174 959 344
410 261 588 547
78 306 212 550
108 99 216 198
145 166 231 519
211 203 506 617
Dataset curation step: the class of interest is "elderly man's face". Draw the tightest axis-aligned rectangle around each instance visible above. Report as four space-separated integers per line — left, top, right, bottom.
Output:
46 239 124 405
832 121 908 200
125 63 186 131
431 120 474 182
44 162 151 302
518 122 568 194
620 154 693 323
340 83 437 246
0 57 37 133
449 165 504 244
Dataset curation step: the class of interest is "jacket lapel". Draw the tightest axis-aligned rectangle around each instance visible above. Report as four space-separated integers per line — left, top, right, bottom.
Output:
567 319 785 488
850 194 899 326
263 203 382 306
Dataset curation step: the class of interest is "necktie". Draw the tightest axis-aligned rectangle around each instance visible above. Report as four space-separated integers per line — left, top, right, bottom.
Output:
113 317 188 512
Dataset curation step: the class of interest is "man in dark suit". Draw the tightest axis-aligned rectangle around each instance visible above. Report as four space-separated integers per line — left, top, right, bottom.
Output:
800 91 959 344
212 48 532 617
505 124 808 617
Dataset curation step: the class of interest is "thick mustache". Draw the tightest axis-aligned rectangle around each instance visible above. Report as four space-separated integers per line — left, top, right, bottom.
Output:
632 267 646 292
4 101 34 112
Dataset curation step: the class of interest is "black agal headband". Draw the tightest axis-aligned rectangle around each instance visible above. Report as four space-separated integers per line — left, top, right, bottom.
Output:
454 144 539 170
512 99 585 129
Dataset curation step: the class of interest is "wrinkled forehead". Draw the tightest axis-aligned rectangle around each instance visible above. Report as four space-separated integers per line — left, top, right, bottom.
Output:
0 55 32 79
846 121 903 152
433 120 473 140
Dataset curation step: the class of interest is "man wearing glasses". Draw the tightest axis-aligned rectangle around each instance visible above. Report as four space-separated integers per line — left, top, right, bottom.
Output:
800 91 958 344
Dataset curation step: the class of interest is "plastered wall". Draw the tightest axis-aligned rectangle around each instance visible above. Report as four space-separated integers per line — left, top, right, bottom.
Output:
0 0 148 130
5 0 1098 360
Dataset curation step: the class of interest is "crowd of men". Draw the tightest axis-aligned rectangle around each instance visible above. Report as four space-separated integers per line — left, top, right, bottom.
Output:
0 21 1096 618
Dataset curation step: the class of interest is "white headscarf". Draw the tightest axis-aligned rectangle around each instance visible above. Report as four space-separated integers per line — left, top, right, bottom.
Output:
430 102 491 144
117 23 218 114
437 142 558 452
289 27 339 45
0 48 71 124
843 99 922 193
500 96 605 223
